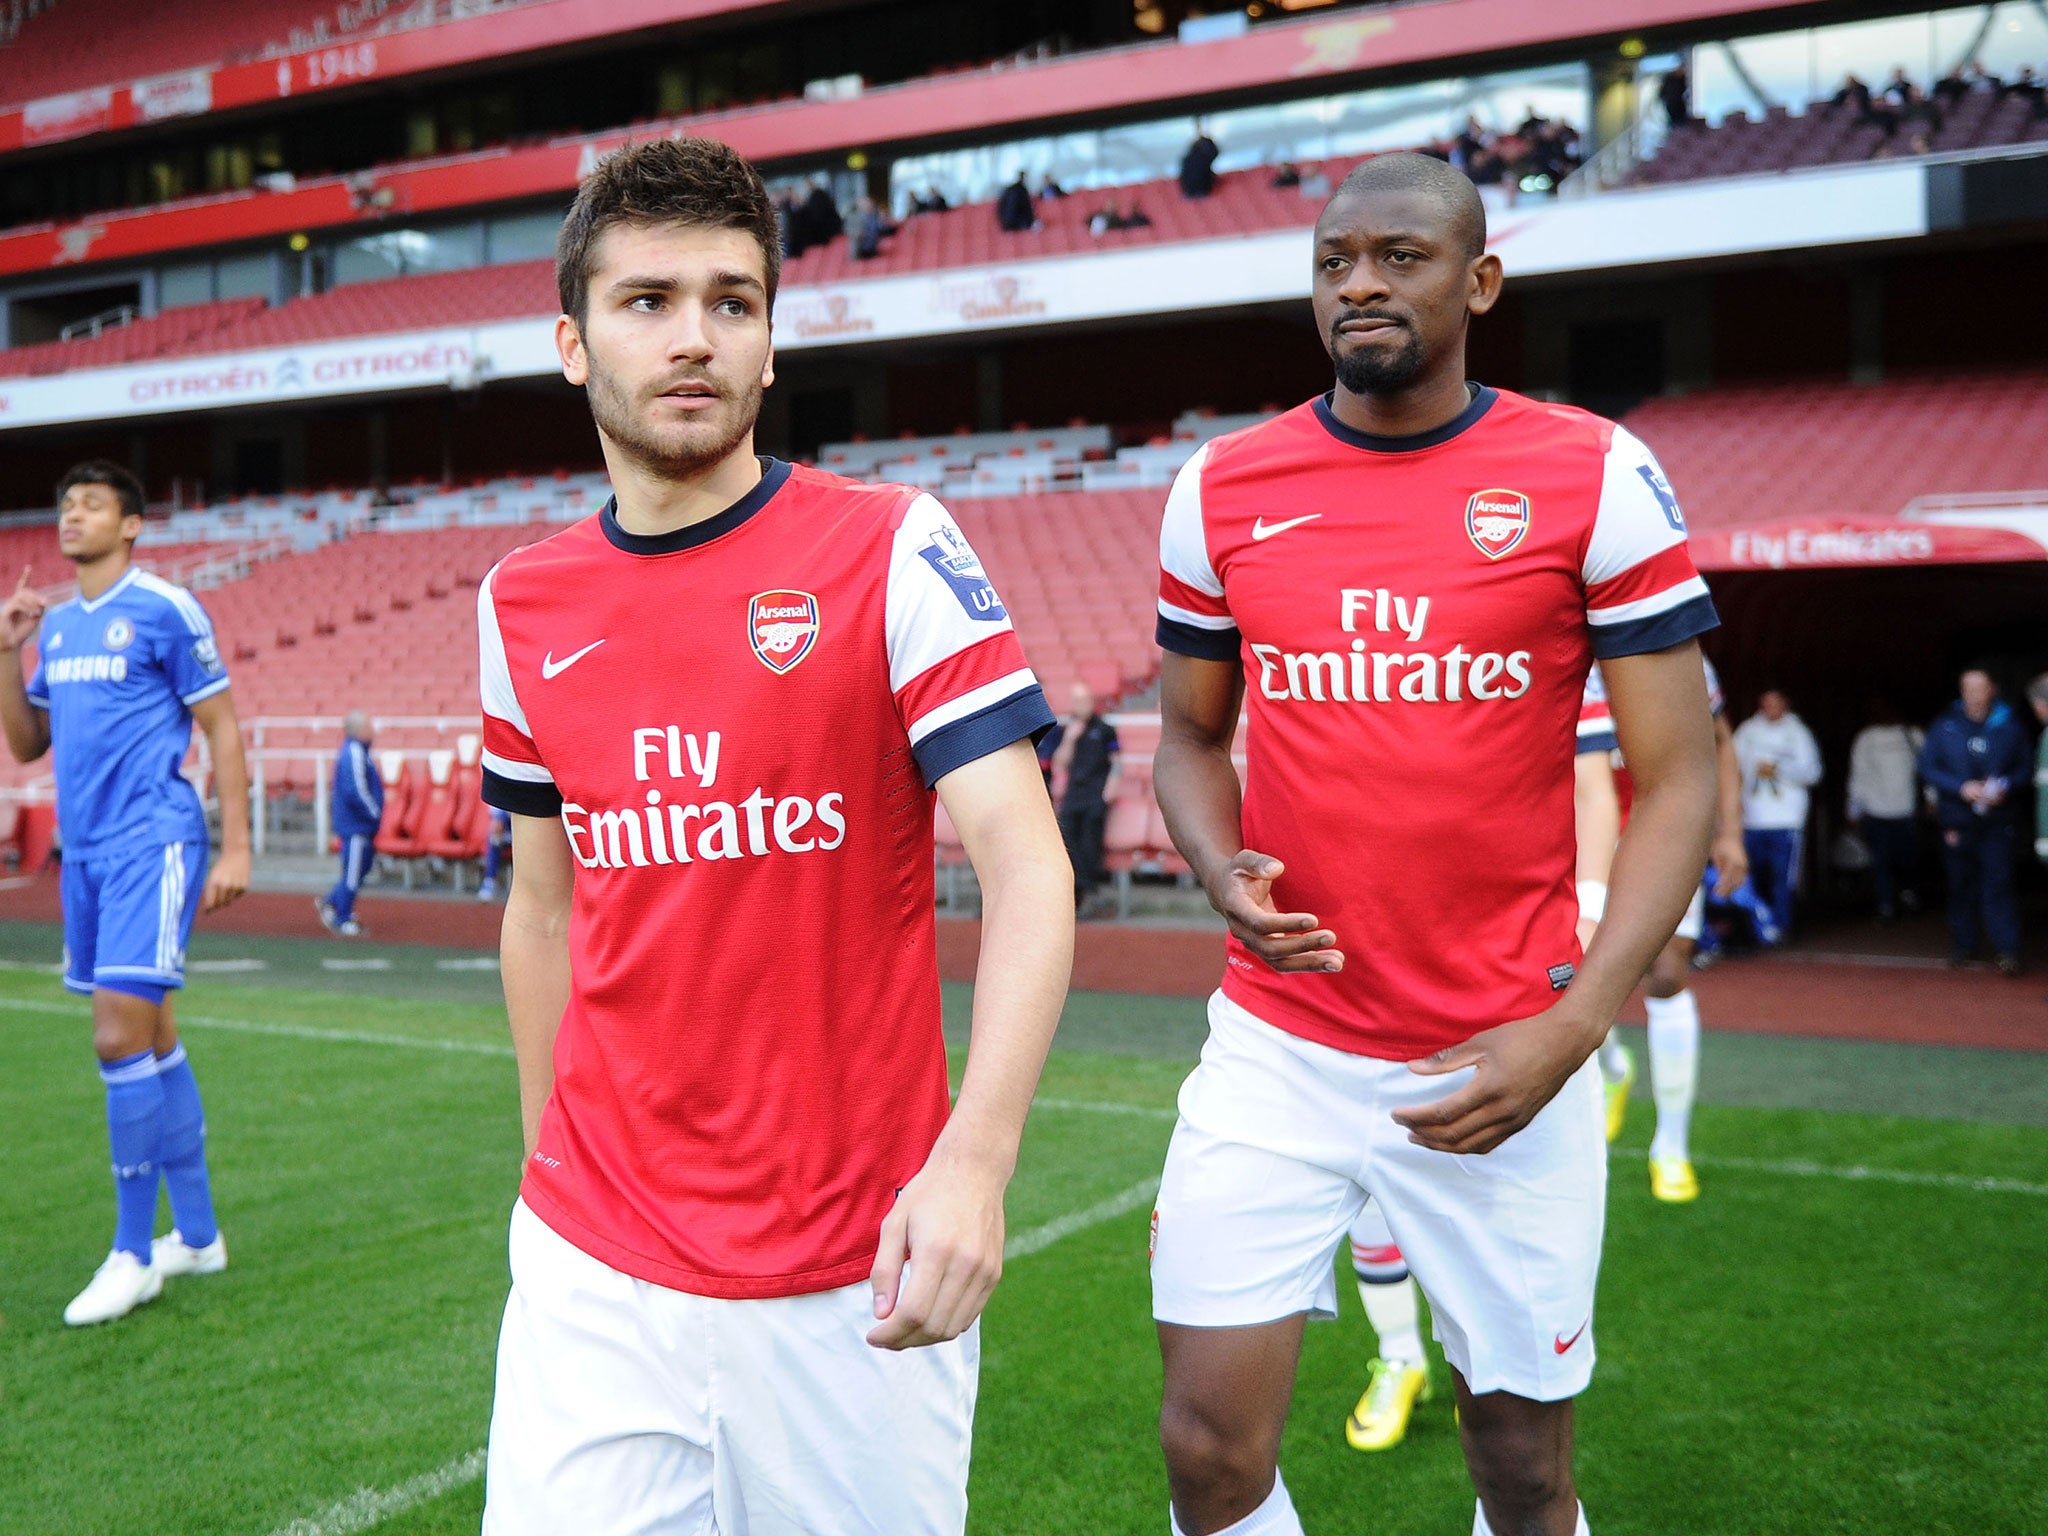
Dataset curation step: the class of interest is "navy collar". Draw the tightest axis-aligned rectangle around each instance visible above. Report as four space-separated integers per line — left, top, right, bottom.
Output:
1313 384 1497 453
600 457 791 556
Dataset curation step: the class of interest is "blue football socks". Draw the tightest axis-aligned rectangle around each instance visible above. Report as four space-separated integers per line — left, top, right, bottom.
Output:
101 1050 164 1262
154 1043 219 1249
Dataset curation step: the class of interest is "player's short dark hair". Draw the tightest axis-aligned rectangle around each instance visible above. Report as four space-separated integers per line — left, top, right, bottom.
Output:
1327 152 1488 260
556 137 781 326
55 460 144 523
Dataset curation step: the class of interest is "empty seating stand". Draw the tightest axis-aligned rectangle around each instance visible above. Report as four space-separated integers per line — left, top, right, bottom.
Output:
1620 371 2048 529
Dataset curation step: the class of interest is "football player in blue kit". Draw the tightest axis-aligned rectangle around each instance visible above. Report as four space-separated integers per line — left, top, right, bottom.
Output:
0 461 253 1325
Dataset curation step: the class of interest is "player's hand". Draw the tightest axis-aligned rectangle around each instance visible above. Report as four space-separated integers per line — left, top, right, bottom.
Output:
1204 849 1341 973
0 568 45 652
867 1142 1006 1351
1960 779 1985 805
1711 829 1749 897
202 846 249 912
1393 1005 1604 1156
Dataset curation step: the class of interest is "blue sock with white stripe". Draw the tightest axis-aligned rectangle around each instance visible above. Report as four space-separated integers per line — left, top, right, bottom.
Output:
154 1043 218 1248
101 1050 165 1262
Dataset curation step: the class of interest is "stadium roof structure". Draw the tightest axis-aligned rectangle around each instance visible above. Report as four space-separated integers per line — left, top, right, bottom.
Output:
0 0 1823 277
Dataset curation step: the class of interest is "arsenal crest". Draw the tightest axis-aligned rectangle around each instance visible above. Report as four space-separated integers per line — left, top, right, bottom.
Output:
1465 488 1531 559
748 590 820 674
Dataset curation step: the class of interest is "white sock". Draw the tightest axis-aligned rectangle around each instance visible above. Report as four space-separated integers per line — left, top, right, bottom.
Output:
1596 1027 1630 1083
1171 1470 1304 1536
1646 989 1700 1163
1473 1500 1591 1535
1357 1274 1426 1367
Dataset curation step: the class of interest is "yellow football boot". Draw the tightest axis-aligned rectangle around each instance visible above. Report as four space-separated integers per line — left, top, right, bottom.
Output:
1649 1156 1698 1203
1344 1357 1432 1452
1603 1047 1636 1144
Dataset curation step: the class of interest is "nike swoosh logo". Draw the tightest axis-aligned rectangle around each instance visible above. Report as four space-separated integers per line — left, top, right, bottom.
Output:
1554 1319 1590 1355
541 640 605 679
1251 514 1322 541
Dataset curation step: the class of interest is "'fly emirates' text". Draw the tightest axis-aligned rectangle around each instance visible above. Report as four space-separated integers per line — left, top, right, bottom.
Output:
1249 588 1533 705
561 727 846 870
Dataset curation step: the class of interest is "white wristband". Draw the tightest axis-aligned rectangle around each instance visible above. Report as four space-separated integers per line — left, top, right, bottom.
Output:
1576 880 1608 924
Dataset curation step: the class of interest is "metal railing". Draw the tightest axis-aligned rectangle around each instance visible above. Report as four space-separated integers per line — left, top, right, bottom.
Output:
245 715 481 854
57 303 138 341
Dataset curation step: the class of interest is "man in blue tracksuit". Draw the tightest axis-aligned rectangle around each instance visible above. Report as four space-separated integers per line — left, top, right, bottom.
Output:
320 711 382 939
1920 669 2031 974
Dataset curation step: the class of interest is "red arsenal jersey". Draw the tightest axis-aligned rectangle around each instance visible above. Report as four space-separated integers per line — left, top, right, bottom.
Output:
1157 388 1717 1061
478 459 1052 1298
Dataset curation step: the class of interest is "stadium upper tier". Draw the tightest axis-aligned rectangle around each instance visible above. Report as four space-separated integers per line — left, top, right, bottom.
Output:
1640 89 2048 184
0 132 1802 380
0 0 541 107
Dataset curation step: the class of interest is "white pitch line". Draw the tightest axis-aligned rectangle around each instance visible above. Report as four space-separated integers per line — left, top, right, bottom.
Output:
1004 1176 1158 1260
265 1448 485 1536
1034 1096 1176 1121
7 992 2039 1199
321 958 393 972
1612 1145 2048 1197
0 995 513 1057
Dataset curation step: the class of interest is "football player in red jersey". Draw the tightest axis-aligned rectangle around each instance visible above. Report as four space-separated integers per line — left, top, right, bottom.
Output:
475 140 1073 1535
1149 154 1719 1536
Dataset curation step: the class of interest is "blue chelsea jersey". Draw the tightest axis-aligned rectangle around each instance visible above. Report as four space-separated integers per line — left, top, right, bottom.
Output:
27 567 230 860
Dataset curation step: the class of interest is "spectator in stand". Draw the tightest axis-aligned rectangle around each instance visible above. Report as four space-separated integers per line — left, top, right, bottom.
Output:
1845 697 1925 920
796 176 842 251
2030 674 2048 867
996 171 1038 232
849 195 894 260
1045 681 1120 915
1936 57 2000 107
479 806 512 901
2010 65 2046 114
1661 62 1697 127
1178 128 1220 198
1452 114 1491 170
1039 175 1067 200
1270 161 1303 188
1734 688 1824 942
1920 668 2030 974
1832 72 1876 122
318 711 380 940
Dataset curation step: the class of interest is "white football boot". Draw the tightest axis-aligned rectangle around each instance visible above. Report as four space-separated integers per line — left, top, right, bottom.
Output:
152 1229 229 1277
63 1249 163 1326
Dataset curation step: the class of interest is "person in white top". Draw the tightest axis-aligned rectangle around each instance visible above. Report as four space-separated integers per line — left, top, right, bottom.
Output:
1845 699 1925 920
1732 689 1823 941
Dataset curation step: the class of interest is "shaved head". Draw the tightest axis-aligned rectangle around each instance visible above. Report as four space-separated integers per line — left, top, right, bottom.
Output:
1322 152 1487 259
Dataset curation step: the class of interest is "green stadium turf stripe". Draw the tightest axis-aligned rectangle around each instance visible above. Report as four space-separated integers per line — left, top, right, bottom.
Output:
1612 1145 2048 1197
265 1448 485 1536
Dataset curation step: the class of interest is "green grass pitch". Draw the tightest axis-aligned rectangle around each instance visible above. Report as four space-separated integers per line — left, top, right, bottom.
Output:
1 930 2045 1535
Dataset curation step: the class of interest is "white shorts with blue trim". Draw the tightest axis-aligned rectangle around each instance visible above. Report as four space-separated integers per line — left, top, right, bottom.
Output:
61 840 207 998
1150 992 1607 1402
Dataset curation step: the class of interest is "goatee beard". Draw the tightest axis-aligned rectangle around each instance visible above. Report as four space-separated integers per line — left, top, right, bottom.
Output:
1333 328 1426 395
586 352 761 479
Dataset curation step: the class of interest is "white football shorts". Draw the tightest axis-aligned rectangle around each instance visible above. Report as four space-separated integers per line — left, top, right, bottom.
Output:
1151 991 1606 1402
484 1200 978 1536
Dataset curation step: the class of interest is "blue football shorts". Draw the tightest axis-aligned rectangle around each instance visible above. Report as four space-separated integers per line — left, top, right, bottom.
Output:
61 840 209 1004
